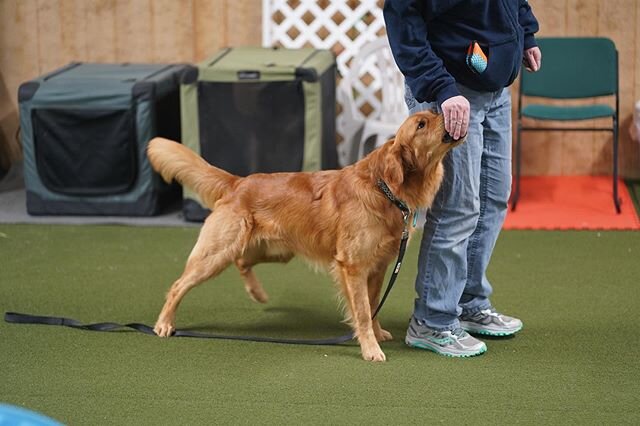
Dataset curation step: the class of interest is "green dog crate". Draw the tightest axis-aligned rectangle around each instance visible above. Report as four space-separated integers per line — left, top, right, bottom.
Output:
180 47 337 221
19 62 185 216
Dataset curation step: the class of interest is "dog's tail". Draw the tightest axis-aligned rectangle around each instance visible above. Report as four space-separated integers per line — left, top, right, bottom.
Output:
147 137 238 208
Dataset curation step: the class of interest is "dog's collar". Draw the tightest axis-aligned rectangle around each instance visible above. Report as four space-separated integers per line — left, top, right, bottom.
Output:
376 179 412 223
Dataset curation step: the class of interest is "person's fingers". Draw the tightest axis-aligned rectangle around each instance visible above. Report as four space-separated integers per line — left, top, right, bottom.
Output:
454 102 470 140
530 50 539 71
460 107 469 138
534 48 542 70
524 51 531 71
453 114 462 140
524 48 542 72
525 50 535 71
443 104 451 134
441 101 450 133
449 105 459 139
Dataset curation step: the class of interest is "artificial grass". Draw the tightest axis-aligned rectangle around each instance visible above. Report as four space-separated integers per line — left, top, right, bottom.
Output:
1 224 639 424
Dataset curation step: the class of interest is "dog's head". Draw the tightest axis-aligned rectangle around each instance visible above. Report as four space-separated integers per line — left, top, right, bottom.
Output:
395 110 465 161
382 111 465 192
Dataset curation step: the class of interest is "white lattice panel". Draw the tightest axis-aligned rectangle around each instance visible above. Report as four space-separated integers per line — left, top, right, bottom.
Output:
263 0 386 79
262 0 409 166
262 0 394 130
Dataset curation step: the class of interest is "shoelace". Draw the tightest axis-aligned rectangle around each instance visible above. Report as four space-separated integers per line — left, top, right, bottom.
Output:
480 309 501 318
478 308 508 325
450 328 466 339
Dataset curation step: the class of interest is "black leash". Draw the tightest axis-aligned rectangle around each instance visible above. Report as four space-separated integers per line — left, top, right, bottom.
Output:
5 179 413 346
3 311 354 345
372 179 413 319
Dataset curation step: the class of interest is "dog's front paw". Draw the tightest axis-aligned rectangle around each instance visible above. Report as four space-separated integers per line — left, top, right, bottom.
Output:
154 321 175 337
361 345 387 362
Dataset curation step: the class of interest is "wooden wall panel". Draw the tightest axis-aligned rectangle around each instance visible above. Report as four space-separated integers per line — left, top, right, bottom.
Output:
225 0 262 47
0 0 39 170
193 0 228 61
1 0 639 178
566 0 598 36
59 1 90 62
85 0 117 62
114 0 154 63
149 0 195 62
534 0 567 36
35 0 64 71
637 1 640 101
34 0 89 71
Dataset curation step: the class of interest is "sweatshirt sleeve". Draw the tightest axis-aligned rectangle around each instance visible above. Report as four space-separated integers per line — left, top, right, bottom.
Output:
518 0 540 50
383 0 459 107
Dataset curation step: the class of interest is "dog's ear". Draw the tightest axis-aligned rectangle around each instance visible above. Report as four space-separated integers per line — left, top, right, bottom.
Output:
400 143 417 173
383 137 418 192
383 144 404 191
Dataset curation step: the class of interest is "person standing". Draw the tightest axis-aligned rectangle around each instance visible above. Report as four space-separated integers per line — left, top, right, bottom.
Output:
383 0 542 357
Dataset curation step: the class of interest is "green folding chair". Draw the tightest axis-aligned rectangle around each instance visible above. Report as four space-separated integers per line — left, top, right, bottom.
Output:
511 37 621 213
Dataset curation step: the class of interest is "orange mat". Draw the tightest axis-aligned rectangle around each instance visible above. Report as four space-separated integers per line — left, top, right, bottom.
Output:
504 176 640 230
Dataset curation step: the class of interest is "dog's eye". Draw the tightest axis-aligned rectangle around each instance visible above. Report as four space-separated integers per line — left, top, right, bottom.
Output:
417 121 426 130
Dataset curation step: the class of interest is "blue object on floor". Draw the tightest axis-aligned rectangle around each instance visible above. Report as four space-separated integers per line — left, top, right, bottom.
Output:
0 403 63 425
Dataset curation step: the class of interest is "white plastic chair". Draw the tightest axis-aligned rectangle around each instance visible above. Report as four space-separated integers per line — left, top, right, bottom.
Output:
337 37 408 166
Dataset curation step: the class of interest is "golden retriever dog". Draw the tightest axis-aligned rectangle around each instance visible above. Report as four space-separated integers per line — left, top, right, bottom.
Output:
147 111 463 362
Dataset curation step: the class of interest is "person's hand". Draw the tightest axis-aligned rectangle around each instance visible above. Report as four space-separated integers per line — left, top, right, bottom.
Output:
441 95 470 140
523 46 542 72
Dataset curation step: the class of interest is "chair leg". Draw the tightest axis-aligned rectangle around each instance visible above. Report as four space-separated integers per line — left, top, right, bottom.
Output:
613 118 621 214
510 122 522 211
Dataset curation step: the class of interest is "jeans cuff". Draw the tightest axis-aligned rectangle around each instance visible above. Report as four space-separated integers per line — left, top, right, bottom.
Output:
415 315 461 332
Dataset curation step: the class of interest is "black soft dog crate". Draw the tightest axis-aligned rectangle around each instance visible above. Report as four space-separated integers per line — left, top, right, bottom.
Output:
19 62 186 216
180 47 338 221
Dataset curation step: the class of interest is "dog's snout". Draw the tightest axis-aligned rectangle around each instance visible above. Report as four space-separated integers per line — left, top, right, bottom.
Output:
443 132 455 144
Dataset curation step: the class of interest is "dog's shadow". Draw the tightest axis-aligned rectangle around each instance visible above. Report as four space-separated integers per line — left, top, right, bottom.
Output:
165 308 427 361
171 307 426 362
183 305 354 340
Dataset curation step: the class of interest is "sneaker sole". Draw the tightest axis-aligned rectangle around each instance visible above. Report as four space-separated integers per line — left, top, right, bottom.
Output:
405 337 487 358
459 321 523 337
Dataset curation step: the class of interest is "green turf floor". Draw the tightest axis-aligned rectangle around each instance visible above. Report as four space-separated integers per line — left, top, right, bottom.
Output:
1 224 639 424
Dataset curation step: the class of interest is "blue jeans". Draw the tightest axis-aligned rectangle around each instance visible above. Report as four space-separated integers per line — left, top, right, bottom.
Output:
405 83 512 331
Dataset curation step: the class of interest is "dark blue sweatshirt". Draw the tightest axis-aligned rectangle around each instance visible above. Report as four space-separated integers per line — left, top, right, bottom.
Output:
383 0 539 107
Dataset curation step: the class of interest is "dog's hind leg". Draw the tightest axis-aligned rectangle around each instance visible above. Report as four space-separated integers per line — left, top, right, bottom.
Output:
235 246 294 304
154 211 252 337
368 265 393 342
236 259 269 304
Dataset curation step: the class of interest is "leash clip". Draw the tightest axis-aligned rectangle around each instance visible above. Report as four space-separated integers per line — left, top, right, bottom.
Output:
402 210 410 224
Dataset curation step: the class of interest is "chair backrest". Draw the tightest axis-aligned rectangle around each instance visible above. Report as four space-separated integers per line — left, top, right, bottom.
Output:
341 37 407 124
521 37 618 99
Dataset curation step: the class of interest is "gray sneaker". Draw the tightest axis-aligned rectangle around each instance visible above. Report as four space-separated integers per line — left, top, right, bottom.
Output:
405 317 487 357
459 308 523 336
